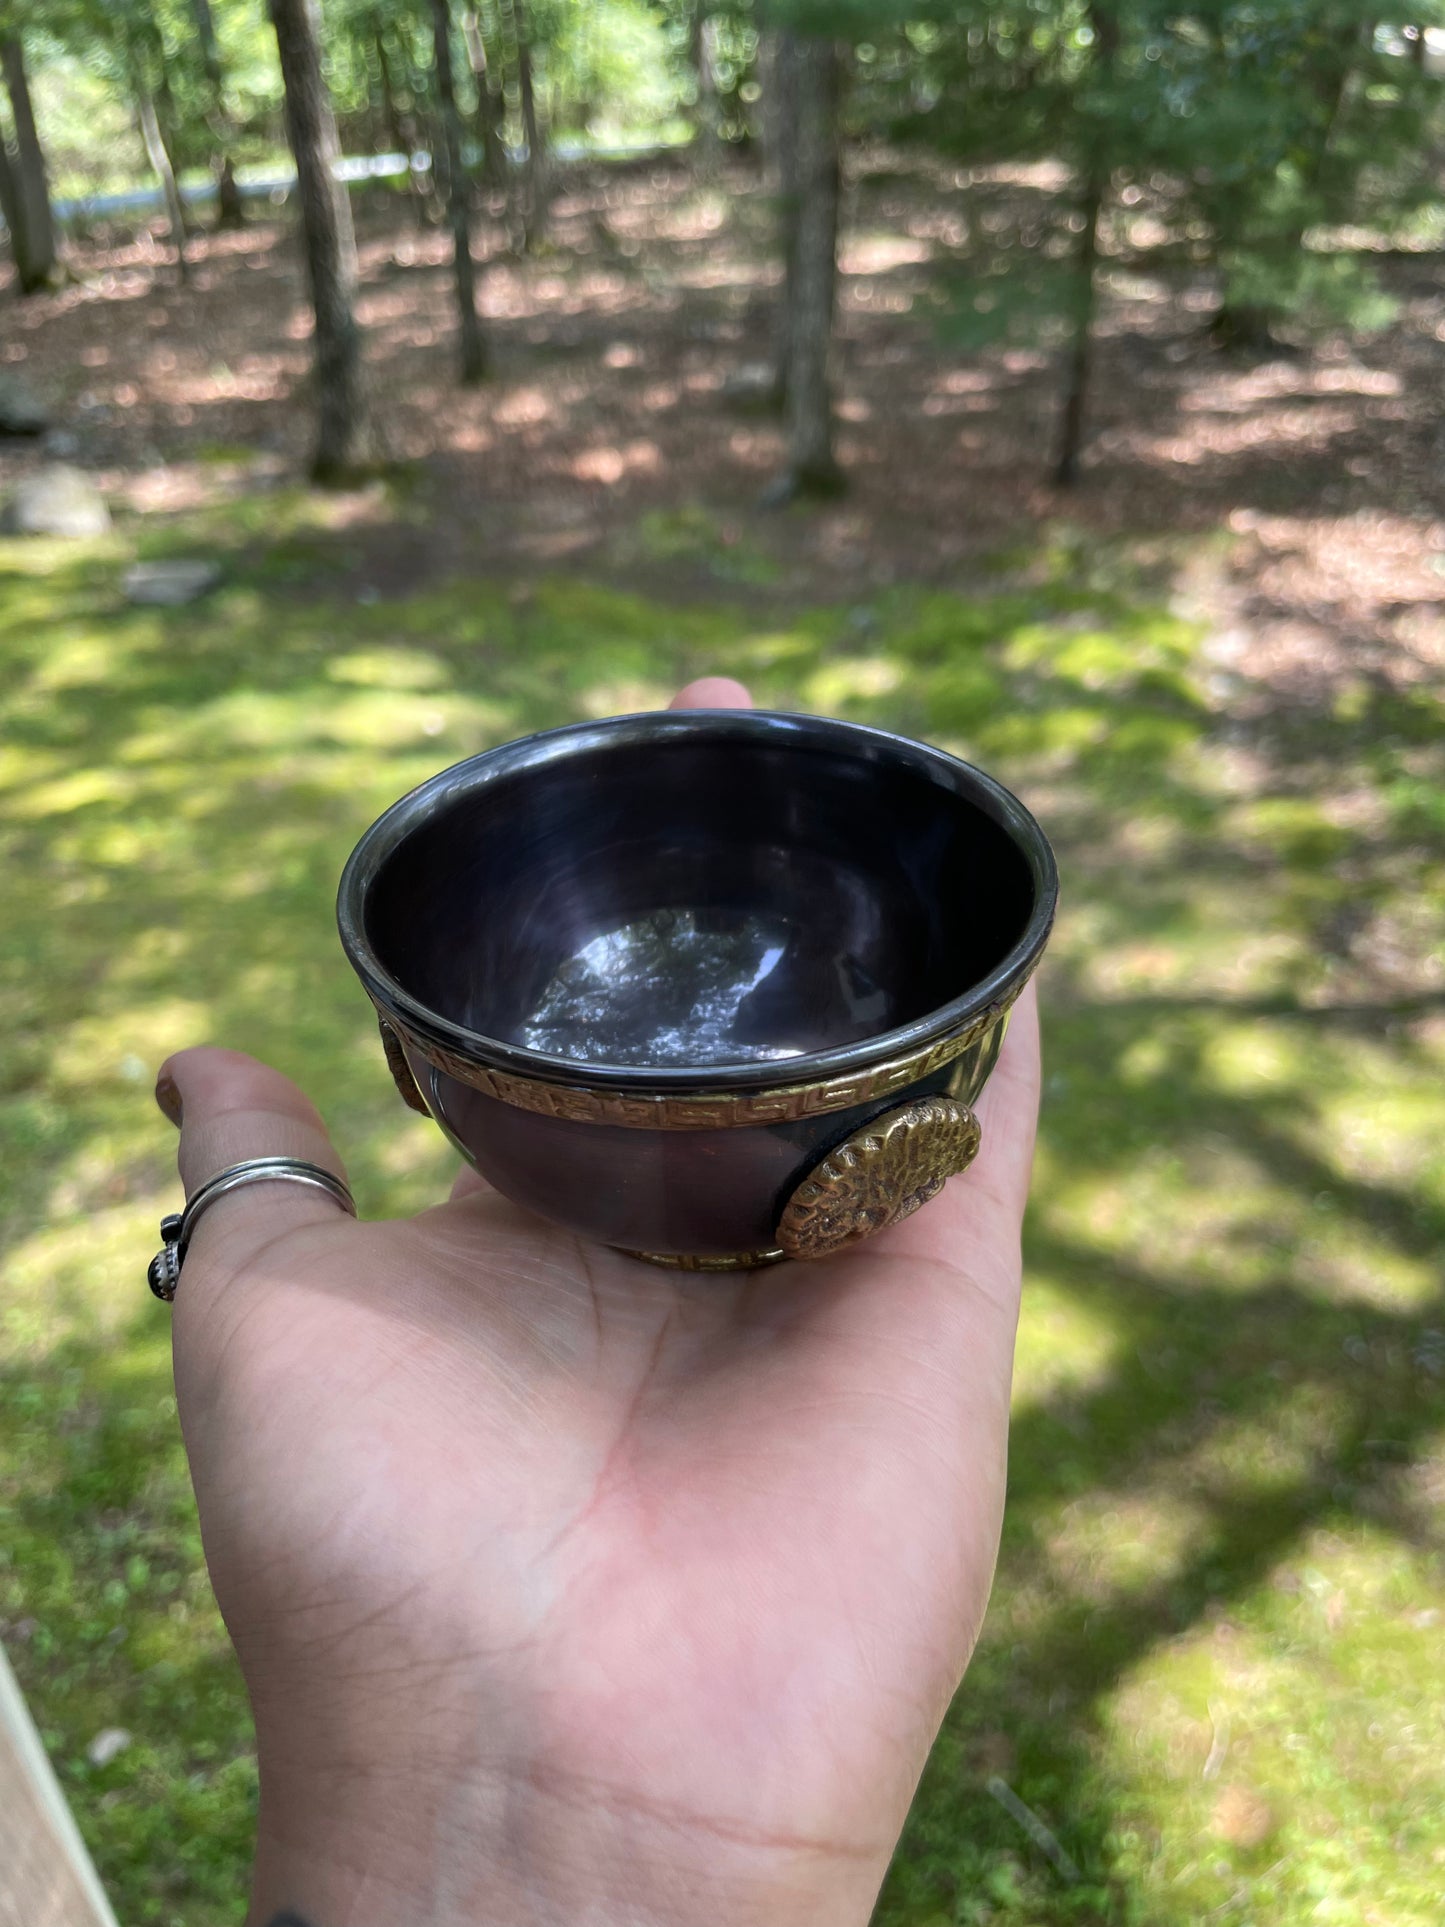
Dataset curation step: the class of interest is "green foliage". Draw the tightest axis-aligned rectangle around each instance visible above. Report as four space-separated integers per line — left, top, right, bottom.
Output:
319 0 695 152
1219 245 1398 333
26 52 140 196
1125 3 1434 331
1 499 1442 1924
9 0 695 210
857 1 1444 345
542 0 688 138
7 0 289 195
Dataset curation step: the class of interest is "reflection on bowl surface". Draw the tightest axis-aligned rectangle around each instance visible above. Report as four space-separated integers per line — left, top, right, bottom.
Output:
520 907 874 1066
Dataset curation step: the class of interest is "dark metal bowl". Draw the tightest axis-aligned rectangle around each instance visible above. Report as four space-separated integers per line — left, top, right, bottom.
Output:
337 710 1057 1268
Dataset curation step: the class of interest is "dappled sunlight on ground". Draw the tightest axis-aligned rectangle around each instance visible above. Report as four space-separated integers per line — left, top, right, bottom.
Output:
1 504 1441 1922
4 153 1444 644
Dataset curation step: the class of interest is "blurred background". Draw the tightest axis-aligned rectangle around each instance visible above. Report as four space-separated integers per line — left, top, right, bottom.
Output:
1 3 1443 1922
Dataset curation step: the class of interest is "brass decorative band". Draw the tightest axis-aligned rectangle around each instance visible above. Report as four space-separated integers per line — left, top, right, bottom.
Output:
380 1016 431 1115
618 1246 788 1271
376 990 1015 1132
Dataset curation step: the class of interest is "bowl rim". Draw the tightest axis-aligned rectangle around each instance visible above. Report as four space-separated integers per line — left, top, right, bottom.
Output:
336 708 1058 1094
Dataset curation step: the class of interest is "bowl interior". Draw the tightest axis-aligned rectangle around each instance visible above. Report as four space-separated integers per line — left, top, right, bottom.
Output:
360 725 1038 1071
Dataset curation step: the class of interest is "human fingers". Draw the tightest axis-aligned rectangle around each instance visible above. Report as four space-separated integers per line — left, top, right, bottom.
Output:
156 1046 353 1303
960 975 1042 1236
669 676 753 709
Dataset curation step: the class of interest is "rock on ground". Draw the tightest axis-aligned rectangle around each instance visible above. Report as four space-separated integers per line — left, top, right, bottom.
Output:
123 559 222 606
85 1728 132 1768
0 465 111 538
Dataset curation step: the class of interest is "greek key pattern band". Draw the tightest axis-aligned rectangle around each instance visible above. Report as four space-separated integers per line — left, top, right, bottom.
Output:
377 991 1016 1132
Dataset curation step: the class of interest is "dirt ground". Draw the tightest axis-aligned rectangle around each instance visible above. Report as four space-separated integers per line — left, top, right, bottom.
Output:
3 152 1444 714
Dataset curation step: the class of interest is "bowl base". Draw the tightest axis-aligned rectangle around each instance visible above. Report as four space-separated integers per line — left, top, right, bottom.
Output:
616 1245 788 1273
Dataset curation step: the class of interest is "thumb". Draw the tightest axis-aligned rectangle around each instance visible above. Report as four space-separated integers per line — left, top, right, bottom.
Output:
154 1046 353 1302
669 676 753 710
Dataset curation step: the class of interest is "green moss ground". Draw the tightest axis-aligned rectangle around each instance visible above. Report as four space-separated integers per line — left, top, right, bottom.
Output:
2 503 1442 1924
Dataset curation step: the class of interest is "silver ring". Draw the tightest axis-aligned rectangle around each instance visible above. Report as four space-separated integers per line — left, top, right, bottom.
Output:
148 1156 357 1301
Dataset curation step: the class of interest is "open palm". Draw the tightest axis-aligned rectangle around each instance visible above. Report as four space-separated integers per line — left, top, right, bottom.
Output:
162 684 1041 1927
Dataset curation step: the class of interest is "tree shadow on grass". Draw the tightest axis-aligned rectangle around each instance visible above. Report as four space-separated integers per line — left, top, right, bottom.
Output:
877 966 1444 1921
883 1219 1443 1922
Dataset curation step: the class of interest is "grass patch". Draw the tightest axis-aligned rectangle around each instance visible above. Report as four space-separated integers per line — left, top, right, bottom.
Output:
1 518 1442 1925
615 503 785 584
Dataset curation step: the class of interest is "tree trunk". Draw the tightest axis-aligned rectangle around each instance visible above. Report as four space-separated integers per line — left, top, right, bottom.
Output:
462 10 509 190
0 35 57 293
268 0 376 481
191 0 222 89
494 0 527 249
690 7 720 177
515 9 548 251
1054 176 1103 487
431 0 487 383
1054 2 1117 485
770 36 843 501
761 30 798 408
1303 22 1362 192
216 154 245 227
136 80 190 284
189 0 245 228
1410 25 1428 67
0 139 21 263
375 29 430 226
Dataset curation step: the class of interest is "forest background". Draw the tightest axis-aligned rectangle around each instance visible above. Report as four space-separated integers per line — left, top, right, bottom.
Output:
2 3 1444 1923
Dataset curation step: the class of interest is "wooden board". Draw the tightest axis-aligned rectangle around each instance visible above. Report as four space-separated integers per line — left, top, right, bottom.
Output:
0 1644 119 1927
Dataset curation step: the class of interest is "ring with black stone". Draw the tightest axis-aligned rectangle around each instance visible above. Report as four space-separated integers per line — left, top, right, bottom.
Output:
147 1156 356 1301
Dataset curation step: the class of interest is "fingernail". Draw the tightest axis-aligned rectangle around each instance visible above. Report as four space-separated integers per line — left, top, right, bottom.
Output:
155 1070 183 1128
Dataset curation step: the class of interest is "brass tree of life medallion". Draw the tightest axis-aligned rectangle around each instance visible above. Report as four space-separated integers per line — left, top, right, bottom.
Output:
776 1095 983 1260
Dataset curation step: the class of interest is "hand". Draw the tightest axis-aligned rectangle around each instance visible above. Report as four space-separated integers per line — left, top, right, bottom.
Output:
161 679 1041 1927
